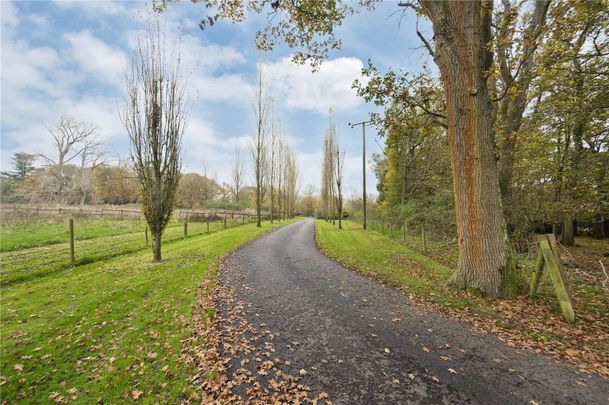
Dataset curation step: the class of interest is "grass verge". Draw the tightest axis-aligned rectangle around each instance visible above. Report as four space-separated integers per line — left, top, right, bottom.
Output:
0 218 299 403
315 219 609 378
315 219 488 313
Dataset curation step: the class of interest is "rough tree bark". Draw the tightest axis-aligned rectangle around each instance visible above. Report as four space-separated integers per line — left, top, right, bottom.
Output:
153 228 162 261
420 0 516 297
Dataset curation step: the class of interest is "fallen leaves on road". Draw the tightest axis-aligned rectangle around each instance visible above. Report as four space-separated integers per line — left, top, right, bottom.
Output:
182 257 331 404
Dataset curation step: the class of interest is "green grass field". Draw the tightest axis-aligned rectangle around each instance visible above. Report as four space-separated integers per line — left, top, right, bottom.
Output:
1 218 156 252
1 219 242 286
0 218 297 403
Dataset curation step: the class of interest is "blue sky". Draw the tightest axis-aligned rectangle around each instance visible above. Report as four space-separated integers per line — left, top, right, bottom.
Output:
1 0 432 197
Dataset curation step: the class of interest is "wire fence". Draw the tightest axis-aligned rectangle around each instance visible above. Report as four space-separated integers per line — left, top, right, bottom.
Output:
345 210 541 269
0 206 273 287
0 204 268 224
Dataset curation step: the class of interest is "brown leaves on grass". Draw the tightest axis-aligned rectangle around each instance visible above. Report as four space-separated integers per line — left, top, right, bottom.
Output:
407 289 609 379
389 237 609 380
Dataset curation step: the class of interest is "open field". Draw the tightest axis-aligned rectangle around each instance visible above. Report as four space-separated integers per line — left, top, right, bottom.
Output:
0 218 298 403
1 217 255 286
1 218 150 252
315 220 609 378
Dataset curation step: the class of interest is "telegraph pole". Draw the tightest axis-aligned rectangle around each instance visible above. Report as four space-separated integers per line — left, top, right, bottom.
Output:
349 120 371 230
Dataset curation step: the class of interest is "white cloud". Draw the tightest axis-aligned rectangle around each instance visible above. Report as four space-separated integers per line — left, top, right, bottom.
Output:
180 118 255 183
0 2 376 196
1 40 62 98
26 13 50 32
1 1 18 30
52 0 128 16
261 57 365 114
123 28 253 106
297 150 323 189
189 73 254 105
179 34 246 72
181 35 253 103
64 31 128 87
1 6 126 166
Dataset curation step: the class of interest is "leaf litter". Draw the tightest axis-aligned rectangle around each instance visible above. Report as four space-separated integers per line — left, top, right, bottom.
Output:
181 258 331 404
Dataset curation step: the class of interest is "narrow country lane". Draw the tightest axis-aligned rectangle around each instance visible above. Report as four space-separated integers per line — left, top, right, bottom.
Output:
215 219 609 404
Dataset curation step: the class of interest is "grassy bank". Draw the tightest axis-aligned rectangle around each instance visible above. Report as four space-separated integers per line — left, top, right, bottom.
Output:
0 219 299 403
315 219 609 378
315 219 487 312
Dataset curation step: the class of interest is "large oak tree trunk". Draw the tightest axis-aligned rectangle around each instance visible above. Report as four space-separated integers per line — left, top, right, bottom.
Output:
421 0 515 297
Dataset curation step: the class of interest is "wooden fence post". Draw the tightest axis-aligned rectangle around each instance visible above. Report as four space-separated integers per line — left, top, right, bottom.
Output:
539 234 575 322
224 214 227 229
403 223 406 241
69 218 75 264
184 221 188 239
145 227 149 246
529 251 544 297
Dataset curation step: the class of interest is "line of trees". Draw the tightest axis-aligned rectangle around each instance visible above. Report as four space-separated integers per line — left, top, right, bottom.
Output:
320 109 345 229
0 146 243 210
250 66 299 227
